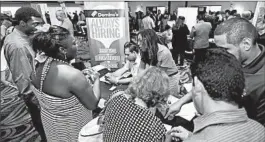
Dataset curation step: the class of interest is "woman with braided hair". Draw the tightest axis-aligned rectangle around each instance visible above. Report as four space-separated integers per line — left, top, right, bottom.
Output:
137 29 181 98
31 25 101 141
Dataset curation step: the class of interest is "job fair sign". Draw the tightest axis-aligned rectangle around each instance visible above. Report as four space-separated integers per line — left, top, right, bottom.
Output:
84 2 130 69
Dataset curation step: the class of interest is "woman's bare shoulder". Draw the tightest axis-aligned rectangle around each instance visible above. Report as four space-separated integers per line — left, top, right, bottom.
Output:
55 64 85 81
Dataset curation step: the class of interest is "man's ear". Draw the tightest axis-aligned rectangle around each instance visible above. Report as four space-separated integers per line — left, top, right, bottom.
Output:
240 37 252 51
19 20 26 27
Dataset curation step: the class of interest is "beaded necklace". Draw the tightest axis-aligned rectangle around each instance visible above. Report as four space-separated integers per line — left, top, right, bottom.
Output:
39 57 70 91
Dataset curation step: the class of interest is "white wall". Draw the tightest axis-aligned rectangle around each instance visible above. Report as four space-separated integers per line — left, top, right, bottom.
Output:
1 2 31 17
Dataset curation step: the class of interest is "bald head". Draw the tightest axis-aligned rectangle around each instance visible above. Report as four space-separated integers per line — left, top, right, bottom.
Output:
56 10 66 21
242 11 252 20
214 18 258 46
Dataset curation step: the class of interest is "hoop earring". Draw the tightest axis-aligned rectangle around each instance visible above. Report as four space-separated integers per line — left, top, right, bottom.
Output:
64 53 67 60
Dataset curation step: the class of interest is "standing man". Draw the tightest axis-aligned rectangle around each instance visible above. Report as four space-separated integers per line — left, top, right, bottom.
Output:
56 10 74 36
1 7 46 141
142 11 155 30
214 18 265 126
190 14 212 58
170 10 178 21
155 10 163 32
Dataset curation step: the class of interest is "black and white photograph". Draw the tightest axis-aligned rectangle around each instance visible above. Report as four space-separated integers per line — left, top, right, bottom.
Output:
0 0 264 142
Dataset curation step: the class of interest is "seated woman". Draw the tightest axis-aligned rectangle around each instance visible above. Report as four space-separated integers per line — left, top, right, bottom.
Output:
105 42 141 85
31 25 101 142
103 67 170 142
137 29 180 98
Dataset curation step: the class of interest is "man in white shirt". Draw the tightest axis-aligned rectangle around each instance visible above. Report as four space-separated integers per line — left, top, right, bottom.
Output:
106 42 141 85
0 15 12 40
142 11 155 30
56 10 74 36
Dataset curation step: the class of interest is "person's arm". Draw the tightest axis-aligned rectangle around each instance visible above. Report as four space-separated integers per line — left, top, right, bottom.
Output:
1 26 6 40
70 70 100 110
190 26 196 38
110 61 129 77
185 24 190 35
166 30 173 41
151 18 156 29
164 91 192 118
7 44 33 96
117 77 132 84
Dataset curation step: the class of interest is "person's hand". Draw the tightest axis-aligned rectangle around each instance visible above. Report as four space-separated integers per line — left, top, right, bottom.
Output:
168 126 192 141
105 75 118 84
164 101 183 119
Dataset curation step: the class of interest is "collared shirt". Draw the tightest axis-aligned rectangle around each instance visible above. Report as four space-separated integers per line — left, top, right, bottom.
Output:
61 18 74 36
124 55 141 77
157 44 178 76
191 21 212 49
2 28 35 96
185 109 265 142
142 16 155 30
243 44 265 126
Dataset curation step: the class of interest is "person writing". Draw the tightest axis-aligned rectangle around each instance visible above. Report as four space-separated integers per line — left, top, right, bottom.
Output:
167 48 265 142
105 42 141 85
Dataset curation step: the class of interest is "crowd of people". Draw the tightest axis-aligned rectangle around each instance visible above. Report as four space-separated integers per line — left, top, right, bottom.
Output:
0 4 265 142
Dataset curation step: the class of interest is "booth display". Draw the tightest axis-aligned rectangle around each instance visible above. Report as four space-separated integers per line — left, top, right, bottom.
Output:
84 2 130 69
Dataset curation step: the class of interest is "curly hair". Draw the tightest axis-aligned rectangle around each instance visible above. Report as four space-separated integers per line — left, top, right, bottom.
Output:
15 7 42 23
190 47 245 106
32 25 70 58
138 29 162 66
125 67 170 108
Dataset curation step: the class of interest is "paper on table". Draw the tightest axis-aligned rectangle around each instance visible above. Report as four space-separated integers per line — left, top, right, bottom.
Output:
92 65 107 72
168 95 197 121
98 98 106 108
109 86 116 91
100 76 111 84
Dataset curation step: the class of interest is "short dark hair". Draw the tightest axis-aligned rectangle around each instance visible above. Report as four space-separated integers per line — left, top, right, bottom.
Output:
178 16 185 21
191 47 245 105
124 42 139 53
225 10 231 15
231 10 237 15
197 14 205 21
15 7 41 23
165 24 171 31
214 18 258 45
32 25 70 58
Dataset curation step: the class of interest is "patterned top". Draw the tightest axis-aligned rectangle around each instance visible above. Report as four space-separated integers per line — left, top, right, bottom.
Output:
103 95 166 142
31 58 92 142
185 109 265 142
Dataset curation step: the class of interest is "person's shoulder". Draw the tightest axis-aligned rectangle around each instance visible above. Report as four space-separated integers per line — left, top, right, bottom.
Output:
246 119 265 139
57 65 84 81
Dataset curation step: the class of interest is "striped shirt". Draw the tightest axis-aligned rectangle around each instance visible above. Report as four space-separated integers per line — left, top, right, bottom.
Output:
185 109 265 142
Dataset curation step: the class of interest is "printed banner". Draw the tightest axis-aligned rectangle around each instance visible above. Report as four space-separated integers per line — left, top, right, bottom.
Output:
84 2 130 69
